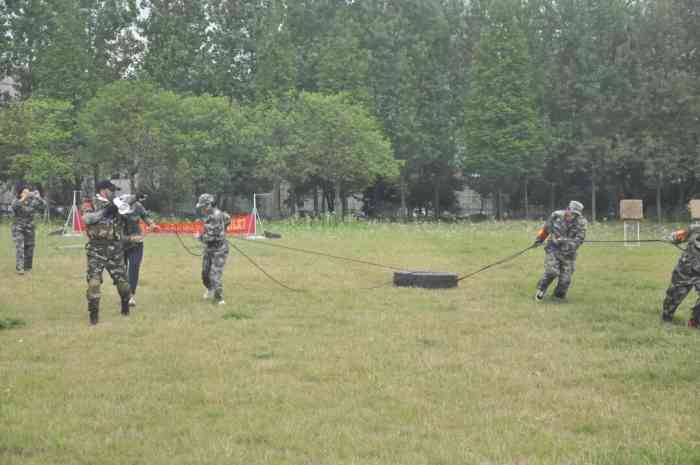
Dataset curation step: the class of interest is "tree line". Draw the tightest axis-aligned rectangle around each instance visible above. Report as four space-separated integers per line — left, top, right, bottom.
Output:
1 0 699 220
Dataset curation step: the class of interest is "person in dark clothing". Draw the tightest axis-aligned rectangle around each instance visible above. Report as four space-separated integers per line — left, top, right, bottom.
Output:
121 196 158 307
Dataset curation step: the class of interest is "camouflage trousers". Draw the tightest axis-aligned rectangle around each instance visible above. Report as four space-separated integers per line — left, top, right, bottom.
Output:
202 241 229 301
537 249 576 297
86 241 131 304
662 254 700 321
11 223 36 272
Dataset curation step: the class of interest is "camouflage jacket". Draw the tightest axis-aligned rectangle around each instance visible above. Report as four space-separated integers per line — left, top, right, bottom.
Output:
539 210 588 258
82 195 125 242
11 195 46 227
199 208 231 246
670 224 700 258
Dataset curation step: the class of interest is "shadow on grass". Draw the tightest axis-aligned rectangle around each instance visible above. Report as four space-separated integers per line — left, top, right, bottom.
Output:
0 318 26 330
222 311 253 321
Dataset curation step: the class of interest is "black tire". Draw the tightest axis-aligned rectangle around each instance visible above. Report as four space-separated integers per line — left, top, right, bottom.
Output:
393 271 416 287
393 271 459 289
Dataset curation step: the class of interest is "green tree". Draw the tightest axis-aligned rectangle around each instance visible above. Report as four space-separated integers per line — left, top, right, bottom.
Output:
463 2 544 219
317 13 370 106
248 92 398 218
79 80 159 190
1 0 139 103
253 3 298 100
80 80 250 212
138 0 210 94
0 98 78 209
294 92 398 218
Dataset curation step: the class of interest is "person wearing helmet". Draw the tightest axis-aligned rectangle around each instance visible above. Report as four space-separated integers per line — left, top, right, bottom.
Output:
660 220 700 329
81 180 132 325
533 200 588 301
196 193 231 305
10 184 46 274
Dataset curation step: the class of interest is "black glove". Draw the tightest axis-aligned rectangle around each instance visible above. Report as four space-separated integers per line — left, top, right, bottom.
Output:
533 238 544 247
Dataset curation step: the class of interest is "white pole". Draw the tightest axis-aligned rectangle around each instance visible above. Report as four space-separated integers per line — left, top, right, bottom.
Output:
63 190 81 236
252 192 258 236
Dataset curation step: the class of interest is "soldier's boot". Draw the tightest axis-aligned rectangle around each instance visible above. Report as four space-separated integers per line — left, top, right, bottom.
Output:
88 298 100 325
535 288 546 301
121 297 130 316
553 280 570 300
214 289 225 305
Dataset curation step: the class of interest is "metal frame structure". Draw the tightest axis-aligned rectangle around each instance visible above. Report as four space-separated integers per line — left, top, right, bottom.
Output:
62 191 83 237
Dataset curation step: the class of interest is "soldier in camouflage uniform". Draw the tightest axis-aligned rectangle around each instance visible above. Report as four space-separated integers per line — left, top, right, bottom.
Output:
11 185 46 274
81 180 132 325
661 223 700 329
534 200 587 301
196 193 231 305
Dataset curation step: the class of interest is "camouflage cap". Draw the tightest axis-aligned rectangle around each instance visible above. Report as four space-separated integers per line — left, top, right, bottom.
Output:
196 193 215 208
568 200 584 215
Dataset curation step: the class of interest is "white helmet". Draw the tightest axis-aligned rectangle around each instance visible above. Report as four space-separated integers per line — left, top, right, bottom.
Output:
196 193 215 209
568 200 584 215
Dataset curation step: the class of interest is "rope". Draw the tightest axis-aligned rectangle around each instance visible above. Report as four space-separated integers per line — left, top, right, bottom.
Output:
584 239 686 251
584 239 666 243
172 231 395 292
229 236 405 272
174 230 203 257
457 244 536 282
228 241 303 292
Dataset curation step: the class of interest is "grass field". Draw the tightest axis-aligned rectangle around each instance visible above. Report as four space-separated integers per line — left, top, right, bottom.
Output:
1 220 699 465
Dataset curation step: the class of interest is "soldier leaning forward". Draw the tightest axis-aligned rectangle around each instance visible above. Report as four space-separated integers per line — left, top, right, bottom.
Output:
11 185 46 274
81 180 132 325
534 200 587 301
196 193 231 305
661 224 700 329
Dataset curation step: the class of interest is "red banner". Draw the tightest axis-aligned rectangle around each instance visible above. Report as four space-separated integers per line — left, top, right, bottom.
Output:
144 213 256 236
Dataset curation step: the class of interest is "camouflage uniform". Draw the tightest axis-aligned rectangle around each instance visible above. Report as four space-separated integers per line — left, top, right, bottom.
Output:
198 196 231 303
11 194 46 273
661 225 700 326
535 208 588 298
82 194 131 323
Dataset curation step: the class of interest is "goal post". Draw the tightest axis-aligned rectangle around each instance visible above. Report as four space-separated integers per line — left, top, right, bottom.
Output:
248 192 273 239
62 190 84 237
